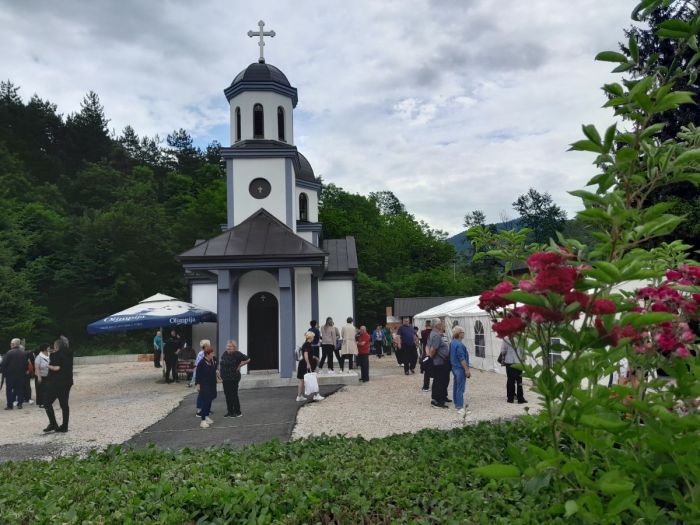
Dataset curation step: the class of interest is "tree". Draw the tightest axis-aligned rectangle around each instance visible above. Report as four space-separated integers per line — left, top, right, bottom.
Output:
369 190 405 215
512 188 566 244
463 210 486 229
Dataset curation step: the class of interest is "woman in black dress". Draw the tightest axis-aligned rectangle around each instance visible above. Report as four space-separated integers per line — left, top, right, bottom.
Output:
296 332 324 402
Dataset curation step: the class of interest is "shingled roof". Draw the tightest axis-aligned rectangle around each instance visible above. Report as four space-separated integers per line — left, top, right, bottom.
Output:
178 209 326 262
323 237 358 275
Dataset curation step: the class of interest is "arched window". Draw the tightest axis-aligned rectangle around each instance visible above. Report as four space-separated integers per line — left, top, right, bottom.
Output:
277 106 285 142
253 103 264 139
235 107 241 142
474 320 486 358
299 192 308 222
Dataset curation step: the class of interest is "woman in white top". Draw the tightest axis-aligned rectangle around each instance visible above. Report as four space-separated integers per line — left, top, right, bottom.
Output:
34 343 51 408
340 317 358 372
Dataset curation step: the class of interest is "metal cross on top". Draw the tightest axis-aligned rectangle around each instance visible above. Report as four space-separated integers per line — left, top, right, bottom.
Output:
248 20 275 63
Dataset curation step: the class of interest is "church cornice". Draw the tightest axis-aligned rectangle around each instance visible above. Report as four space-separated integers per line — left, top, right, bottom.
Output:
224 81 298 107
296 178 321 191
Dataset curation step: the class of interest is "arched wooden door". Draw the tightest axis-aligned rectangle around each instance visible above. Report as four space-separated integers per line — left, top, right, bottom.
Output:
247 292 279 370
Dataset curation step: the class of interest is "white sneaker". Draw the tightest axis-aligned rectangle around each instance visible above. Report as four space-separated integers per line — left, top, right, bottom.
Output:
28 400 34 405
313 393 325 401
205 417 213 424
457 408 465 416
200 420 210 429
296 395 306 402
328 370 335 375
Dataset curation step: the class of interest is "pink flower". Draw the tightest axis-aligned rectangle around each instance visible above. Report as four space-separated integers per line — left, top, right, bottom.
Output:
533 265 578 294
591 299 616 315
655 330 679 352
526 252 565 272
676 346 690 358
564 291 590 309
666 269 683 281
492 317 526 338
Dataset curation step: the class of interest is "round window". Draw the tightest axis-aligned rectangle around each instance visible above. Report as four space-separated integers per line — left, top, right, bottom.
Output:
249 178 271 199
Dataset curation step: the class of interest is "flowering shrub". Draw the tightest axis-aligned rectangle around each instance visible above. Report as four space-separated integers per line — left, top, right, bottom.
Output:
474 2 700 522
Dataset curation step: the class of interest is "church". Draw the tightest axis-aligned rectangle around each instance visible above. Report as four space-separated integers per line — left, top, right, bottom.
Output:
178 22 357 379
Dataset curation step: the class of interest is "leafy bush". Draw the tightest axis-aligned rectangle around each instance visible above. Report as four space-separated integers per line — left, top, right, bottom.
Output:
0 421 571 524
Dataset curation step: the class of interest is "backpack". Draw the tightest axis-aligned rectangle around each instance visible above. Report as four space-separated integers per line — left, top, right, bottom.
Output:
497 350 506 366
293 346 303 361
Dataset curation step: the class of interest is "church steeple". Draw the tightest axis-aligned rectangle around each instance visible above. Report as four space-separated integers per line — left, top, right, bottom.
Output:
247 20 276 64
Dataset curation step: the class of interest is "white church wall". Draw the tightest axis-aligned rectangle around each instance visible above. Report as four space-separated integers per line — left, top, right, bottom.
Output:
238 270 280 373
233 158 287 226
229 91 294 144
298 231 313 244
295 187 318 223
319 280 354 326
294 269 313 345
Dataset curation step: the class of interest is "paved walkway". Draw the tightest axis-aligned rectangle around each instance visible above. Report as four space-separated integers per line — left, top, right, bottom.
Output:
125 385 341 450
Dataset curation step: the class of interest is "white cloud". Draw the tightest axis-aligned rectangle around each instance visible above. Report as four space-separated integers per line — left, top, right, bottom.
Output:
0 0 636 234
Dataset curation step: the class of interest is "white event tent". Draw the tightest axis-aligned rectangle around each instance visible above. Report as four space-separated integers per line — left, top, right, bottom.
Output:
414 295 505 374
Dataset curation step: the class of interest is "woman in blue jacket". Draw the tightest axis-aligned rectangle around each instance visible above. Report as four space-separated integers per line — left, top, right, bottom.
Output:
195 346 218 428
449 326 471 416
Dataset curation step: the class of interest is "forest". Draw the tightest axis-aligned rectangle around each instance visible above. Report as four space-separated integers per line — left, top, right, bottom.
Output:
0 83 492 351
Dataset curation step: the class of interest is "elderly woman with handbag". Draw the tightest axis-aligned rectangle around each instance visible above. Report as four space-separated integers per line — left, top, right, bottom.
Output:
296 332 324 402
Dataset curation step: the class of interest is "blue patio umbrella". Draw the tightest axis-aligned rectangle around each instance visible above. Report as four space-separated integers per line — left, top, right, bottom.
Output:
87 293 217 335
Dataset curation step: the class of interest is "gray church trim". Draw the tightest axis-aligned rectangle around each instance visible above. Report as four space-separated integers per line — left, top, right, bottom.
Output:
285 158 293 228
183 259 324 271
221 142 297 159
231 272 239 345
296 222 322 232
216 270 232 361
313 231 319 247
224 82 299 107
226 160 234 228
295 179 322 191
278 267 295 378
311 275 319 322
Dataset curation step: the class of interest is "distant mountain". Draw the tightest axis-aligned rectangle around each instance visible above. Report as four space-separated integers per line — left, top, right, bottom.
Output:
446 218 524 255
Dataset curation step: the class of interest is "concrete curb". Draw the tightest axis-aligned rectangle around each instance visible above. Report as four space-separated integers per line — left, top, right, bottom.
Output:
74 354 153 365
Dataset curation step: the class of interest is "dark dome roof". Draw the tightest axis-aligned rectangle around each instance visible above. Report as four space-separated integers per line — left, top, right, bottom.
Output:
224 62 298 107
297 152 315 182
231 62 291 87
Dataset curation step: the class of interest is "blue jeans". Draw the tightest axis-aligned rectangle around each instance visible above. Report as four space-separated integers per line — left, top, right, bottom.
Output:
452 367 466 409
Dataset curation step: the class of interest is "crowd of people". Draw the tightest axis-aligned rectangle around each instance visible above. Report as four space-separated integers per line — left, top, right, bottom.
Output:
0 335 74 432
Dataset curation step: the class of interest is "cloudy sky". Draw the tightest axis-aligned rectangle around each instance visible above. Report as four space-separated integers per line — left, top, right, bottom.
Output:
1 0 636 235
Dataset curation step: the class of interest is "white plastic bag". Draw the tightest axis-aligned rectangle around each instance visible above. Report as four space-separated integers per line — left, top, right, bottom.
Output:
304 372 319 396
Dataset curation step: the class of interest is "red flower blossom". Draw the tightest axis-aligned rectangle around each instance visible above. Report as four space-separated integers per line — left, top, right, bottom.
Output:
526 252 565 272
533 265 578 294
564 291 590 309
676 346 690 358
492 317 526 338
591 299 616 315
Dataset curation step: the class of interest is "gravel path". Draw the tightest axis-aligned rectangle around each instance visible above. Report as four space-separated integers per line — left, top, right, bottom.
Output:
293 357 539 440
0 362 189 461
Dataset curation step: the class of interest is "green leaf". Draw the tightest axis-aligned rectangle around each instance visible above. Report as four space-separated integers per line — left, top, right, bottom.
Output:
639 123 666 139
607 493 638 515
629 36 639 62
658 19 692 33
627 312 676 328
471 464 521 479
502 291 547 307
582 124 602 146
595 51 628 63
602 83 624 97
673 148 700 167
569 140 603 153
598 471 635 495
579 414 628 432
594 261 622 280
657 28 692 39
603 124 617 150
564 500 578 517
653 91 696 113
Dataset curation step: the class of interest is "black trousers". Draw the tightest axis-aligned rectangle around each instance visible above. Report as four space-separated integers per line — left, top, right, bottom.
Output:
373 341 383 357
319 344 342 370
395 346 403 365
24 375 32 402
506 364 525 402
45 384 72 429
164 358 178 382
421 357 433 389
357 354 369 381
36 378 47 406
431 363 450 404
403 343 417 373
341 354 354 370
5 376 24 408
222 377 241 415
153 350 162 367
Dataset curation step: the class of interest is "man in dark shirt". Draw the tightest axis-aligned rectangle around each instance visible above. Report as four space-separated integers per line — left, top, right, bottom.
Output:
163 330 182 383
2 338 27 410
397 317 418 375
44 337 74 432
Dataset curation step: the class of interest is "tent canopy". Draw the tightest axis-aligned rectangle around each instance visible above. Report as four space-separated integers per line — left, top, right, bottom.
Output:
413 296 481 322
87 293 217 335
